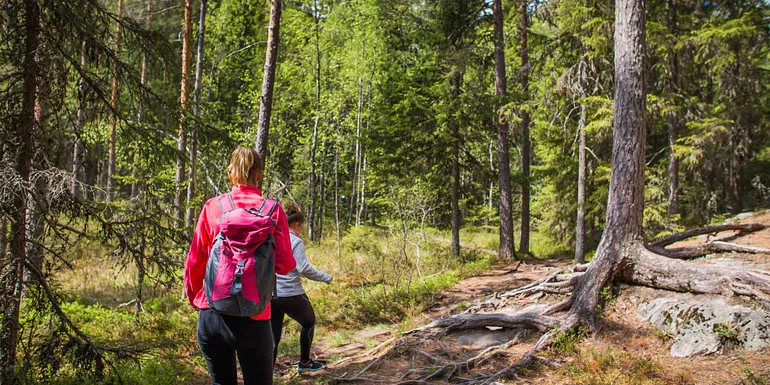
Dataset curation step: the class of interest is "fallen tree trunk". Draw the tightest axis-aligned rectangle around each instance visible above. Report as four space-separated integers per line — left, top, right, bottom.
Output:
649 223 766 248
650 241 770 260
626 246 770 308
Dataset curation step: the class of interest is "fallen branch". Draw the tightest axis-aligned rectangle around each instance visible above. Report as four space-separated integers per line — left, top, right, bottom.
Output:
651 241 770 260
649 223 766 248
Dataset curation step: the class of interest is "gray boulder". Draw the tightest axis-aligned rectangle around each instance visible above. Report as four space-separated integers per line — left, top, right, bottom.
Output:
637 297 770 357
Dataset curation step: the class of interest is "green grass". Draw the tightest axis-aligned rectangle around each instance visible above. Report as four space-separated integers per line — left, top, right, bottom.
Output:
563 346 686 385
34 223 507 383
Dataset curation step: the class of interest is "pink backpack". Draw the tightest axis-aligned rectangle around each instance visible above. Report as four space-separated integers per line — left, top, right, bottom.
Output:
204 193 278 317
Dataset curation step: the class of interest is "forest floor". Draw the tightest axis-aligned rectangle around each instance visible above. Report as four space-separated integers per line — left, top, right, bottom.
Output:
272 210 770 385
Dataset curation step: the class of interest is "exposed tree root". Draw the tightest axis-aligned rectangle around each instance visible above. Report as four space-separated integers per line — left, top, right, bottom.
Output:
459 269 580 315
334 231 770 384
398 333 523 382
649 223 766 248
627 247 770 308
456 331 559 385
411 311 560 335
650 241 770 260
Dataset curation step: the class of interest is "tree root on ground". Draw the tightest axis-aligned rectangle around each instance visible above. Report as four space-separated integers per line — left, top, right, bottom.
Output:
333 236 770 384
649 223 766 248
646 223 770 260
649 241 770 260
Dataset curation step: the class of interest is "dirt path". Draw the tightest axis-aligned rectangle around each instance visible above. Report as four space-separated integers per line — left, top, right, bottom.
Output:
277 211 770 385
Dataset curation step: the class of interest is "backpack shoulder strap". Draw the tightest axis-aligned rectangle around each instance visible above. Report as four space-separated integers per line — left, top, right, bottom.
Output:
217 193 237 219
258 198 278 217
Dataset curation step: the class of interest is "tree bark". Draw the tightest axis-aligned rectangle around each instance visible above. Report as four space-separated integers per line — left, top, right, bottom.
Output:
450 70 462 258
358 155 366 226
0 0 37 380
106 0 123 203
575 59 588 265
519 0 531 255
650 241 770 260
726 0 742 215
186 0 207 229
175 0 194 228
72 40 87 199
356 98 370 227
627 248 770 306
0 219 7 261
567 0 646 326
317 141 328 240
493 0 515 261
348 81 363 227
254 0 282 187
133 0 151 199
308 1 321 241
335 144 341 257
665 0 679 216
649 223 766 248
25 58 51 288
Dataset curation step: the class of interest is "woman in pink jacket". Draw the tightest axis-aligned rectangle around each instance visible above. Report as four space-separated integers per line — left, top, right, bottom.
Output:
184 147 296 385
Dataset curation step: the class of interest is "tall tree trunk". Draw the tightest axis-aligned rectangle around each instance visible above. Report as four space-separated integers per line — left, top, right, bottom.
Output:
488 141 493 223
355 90 370 227
348 81 363 227
25 59 51 288
254 0 282 187
493 0 515 260
575 59 588 265
186 0 207 229
568 0 647 326
450 70 462 258
134 5 148 197
133 0 151 199
727 1 742 215
0 0 37 380
175 0 194 228
0 219 7 261
106 0 123 203
72 40 87 199
317 141 328 240
335 143 341 257
666 0 679 216
518 0 531 255
308 3 321 241
357 155 366 227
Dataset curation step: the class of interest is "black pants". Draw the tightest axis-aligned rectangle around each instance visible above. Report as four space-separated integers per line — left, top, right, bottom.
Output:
271 294 316 364
197 309 273 385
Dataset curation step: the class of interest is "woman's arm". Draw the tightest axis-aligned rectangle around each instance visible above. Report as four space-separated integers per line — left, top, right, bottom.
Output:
183 204 212 309
293 241 332 283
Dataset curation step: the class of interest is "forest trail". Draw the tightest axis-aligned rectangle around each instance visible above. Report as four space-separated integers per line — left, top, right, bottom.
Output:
275 210 770 385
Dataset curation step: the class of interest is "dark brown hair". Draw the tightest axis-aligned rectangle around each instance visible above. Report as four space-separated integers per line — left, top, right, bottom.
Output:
283 201 306 226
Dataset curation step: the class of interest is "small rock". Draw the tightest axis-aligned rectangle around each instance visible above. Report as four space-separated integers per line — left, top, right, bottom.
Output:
456 329 519 350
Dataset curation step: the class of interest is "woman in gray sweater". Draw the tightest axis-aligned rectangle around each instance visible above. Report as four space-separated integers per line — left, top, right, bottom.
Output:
271 202 332 372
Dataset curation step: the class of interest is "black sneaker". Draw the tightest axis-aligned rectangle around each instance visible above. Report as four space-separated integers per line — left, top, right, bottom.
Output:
297 360 324 372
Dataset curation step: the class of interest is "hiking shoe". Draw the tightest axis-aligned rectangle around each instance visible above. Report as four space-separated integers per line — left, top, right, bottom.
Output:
297 360 324 372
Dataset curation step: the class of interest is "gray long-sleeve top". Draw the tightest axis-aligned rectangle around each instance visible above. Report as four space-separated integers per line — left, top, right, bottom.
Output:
275 231 332 297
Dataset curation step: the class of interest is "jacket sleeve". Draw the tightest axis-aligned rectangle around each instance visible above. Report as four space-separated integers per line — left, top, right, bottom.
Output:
292 240 333 283
272 203 297 275
184 203 211 309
